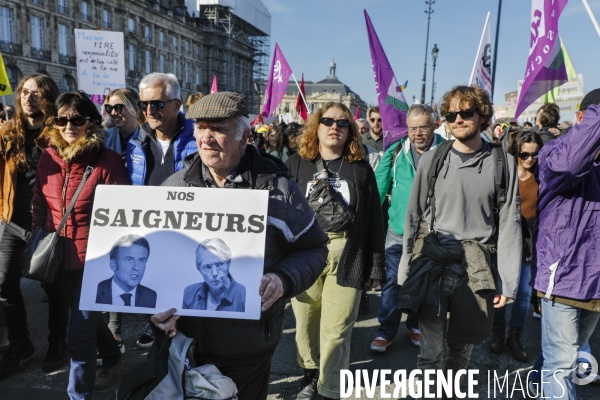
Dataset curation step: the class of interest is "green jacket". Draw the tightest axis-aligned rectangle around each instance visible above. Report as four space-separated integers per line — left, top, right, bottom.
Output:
375 134 445 235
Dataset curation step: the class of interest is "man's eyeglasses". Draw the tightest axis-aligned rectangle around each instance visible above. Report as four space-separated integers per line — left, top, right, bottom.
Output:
104 104 126 114
518 151 539 160
408 125 432 134
55 116 91 127
369 117 382 123
138 98 177 112
21 89 40 101
444 108 475 123
320 118 350 128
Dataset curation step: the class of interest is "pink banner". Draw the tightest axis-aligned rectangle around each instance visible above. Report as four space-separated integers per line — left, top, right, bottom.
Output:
261 43 293 119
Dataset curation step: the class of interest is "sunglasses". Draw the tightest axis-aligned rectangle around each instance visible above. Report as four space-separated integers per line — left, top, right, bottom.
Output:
369 117 382 123
55 116 91 127
518 151 539 160
138 98 177 111
444 108 475 123
104 104 126 114
320 118 350 128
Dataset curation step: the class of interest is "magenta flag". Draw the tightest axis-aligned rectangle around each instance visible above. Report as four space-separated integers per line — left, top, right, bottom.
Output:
210 76 218 94
261 43 293 118
515 0 569 118
364 10 408 151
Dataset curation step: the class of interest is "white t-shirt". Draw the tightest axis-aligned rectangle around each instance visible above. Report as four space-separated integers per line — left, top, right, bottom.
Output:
157 138 170 155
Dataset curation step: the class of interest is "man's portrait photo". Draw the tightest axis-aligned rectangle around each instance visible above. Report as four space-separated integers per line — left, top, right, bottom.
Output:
96 234 157 308
182 238 246 312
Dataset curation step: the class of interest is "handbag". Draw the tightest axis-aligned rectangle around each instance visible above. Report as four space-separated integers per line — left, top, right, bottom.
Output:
22 150 103 283
306 158 356 233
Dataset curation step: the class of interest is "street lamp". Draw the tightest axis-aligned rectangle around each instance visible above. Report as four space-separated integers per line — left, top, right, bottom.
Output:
430 44 439 106
420 1 435 105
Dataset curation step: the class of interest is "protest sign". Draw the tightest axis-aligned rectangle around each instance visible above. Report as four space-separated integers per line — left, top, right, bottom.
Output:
74 29 126 95
80 185 268 320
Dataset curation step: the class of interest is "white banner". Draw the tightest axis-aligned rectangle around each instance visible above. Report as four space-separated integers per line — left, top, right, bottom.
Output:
469 12 492 98
80 186 268 320
74 29 126 95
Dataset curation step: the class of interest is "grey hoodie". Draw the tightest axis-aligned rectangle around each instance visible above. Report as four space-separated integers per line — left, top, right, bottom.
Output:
398 140 522 299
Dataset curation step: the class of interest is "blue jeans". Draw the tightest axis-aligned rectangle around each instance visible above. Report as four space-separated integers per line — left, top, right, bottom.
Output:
540 300 600 399
376 228 418 340
494 262 532 329
58 270 121 400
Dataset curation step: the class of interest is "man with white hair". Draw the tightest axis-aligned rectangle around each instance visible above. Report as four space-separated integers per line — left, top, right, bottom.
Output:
127 73 197 348
154 92 328 399
127 72 197 186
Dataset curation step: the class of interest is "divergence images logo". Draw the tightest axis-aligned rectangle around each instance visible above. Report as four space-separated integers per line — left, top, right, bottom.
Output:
575 351 598 386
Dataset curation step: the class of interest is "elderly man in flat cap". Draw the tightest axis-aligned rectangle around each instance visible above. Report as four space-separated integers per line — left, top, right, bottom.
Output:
152 92 328 399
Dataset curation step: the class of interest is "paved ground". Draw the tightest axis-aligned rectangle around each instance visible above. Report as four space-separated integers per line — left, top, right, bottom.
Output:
0 279 598 399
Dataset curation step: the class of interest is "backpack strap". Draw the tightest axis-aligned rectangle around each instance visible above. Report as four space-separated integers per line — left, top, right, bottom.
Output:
490 144 508 213
425 139 454 232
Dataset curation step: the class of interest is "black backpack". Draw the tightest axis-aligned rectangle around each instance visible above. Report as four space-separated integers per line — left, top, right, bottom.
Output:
426 139 508 231
306 158 356 233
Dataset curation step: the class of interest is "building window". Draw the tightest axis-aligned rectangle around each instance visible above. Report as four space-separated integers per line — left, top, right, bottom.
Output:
128 44 136 71
58 24 69 55
31 16 43 50
144 26 151 42
7 66 17 90
127 17 135 33
57 0 67 14
81 1 91 21
159 54 166 73
145 50 152 74
195 65 201 86
195 44 200 58
61 75 74 92
102 10 111 29
184 41 190 56
159 31 165 47
0 7 13 43
31 0 41 4
185 62 190 83
172 36 178 52
173 58 179 77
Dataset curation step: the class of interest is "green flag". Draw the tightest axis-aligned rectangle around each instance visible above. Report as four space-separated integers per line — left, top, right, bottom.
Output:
0 52 12 95
539 37 576 104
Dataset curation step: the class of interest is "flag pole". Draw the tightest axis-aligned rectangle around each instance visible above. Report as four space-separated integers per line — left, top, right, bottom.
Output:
582 0 600 40
291 73 310 115
491 0 503 99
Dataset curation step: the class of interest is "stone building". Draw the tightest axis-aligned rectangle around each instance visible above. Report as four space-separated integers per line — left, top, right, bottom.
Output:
0 0 270 112
264 59 369 123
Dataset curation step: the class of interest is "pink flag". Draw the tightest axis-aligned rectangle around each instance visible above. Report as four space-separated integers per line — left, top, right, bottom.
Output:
354 106 360 121
210 76 218 94
262 43 293 118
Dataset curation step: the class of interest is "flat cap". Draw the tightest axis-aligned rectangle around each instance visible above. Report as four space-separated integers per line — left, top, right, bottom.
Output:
579 88 600 111
186 92 250 120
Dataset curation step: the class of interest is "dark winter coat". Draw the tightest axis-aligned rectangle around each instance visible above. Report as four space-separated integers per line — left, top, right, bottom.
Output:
32 126 130 270
160 145 328 366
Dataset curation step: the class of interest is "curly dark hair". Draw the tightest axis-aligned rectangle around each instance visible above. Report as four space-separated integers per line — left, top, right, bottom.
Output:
536 103 560 128
264 123 290 153
440 85 494 131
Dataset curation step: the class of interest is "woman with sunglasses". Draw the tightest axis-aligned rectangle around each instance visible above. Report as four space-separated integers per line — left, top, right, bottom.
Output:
488 130 543 362
285 102 385 400
104 88 145 159
32 91 130 399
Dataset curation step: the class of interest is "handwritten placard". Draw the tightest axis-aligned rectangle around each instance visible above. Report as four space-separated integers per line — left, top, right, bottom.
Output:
75 29 126 95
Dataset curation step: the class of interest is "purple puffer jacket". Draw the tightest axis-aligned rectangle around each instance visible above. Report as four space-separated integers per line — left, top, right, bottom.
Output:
532 105 600 301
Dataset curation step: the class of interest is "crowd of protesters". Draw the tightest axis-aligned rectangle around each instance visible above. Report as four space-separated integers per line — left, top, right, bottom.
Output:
0 70 598 400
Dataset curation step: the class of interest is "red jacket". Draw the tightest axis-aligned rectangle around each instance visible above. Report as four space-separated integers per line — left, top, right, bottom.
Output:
32 126 130 270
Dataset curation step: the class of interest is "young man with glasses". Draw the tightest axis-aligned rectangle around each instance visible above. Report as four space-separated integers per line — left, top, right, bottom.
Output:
0 74 69 376
370 104 444 353
362 106 383 153
126 73 197 348
397 86 522 389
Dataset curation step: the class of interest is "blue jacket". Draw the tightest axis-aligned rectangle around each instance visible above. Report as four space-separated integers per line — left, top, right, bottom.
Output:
126 113 197 185
105 125 140 158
